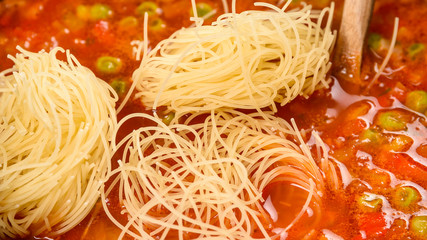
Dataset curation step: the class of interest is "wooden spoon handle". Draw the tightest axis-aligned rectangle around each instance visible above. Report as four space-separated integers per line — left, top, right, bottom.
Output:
334 0 375 86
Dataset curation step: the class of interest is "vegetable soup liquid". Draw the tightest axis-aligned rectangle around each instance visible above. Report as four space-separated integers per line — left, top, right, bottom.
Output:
0 0 426 239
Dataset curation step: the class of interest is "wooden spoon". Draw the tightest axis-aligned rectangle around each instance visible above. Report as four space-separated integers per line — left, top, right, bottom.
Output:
333 0 375 91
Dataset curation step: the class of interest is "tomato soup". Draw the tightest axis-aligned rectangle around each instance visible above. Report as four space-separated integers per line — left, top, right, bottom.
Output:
1 0 426 239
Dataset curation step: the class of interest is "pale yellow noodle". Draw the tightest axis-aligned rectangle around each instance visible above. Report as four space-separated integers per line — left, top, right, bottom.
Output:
133 1 335 115
102 109 337 240
0 47 117 238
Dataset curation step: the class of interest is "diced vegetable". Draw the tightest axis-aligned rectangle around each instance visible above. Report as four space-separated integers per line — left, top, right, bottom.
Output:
386 134 413 152
90 4 112 20
193 3 213 18
76 5 90 20
135 1 158 16
119 16 138 29
338 102 370 136
63 12 85 31
330 147 356 164
360 128 383 144
96 56 122 74
368 33 382 50
357 193 383 212
392 186 420 209
367 33 392 55
377 82 408 107
162 112 175 125
340 119 366 138
149 18 165 30
377 151 427 184
417 144 427 158
405 90 427 113
110 79 127 96
376 110 407 131
364 169 391 188
343 101 371 121
408 43 425 59
409 215 427 237
358 212 387 238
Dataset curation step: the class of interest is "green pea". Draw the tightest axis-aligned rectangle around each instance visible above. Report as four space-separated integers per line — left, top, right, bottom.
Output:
368 33 382 50
149 18 165 31
110 79 127 96
96 56 122 74
90 4 112 20
405 90 427 114
136 1 158 16
410 215 427 237
76 5 90 20
63 12 85 31
193 3 213 18
376 111 407 131
408 43 425 59
119 16 138 29
393 186 420 209
357 193 383 212
360 128 383 144
162 112 175 125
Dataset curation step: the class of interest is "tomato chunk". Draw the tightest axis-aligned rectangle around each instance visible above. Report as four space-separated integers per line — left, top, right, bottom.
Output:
358 212 388 238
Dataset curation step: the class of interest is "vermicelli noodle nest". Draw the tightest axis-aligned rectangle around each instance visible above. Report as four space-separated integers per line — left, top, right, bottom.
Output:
134 2 336 114
103 109 337 240
0 47 117 238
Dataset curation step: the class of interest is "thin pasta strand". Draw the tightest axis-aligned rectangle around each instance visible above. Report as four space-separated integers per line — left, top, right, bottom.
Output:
103 109 338 240
366 18 399 90
0 47 117 238
133 1 335 115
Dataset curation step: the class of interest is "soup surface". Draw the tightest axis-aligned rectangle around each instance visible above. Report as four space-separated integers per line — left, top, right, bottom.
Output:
1 0 426 239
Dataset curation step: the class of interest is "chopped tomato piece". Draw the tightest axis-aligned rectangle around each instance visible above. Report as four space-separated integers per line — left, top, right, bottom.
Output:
377 82 408 107
376 151 427 184
377 94 393 107
343 101 371 121
417 144 427 158
358 212 388 238
351 235 364 240
342 118 367 137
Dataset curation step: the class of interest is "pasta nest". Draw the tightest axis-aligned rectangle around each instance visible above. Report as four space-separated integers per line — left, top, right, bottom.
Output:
0 47 117 238
103 109 336 240
134 2 336 114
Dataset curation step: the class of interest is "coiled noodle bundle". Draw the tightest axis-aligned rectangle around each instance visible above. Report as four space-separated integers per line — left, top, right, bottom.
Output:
0 47 117 238
103 109 335 240
134 2 335 113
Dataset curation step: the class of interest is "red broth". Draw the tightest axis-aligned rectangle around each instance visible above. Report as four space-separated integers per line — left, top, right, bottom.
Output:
1 0 426 239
